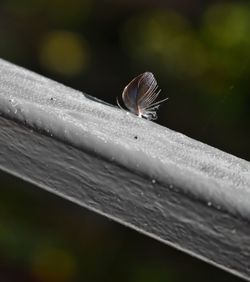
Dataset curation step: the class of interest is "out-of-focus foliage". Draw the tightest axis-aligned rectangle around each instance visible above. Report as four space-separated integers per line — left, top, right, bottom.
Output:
0 0 249 281
122 4 250 86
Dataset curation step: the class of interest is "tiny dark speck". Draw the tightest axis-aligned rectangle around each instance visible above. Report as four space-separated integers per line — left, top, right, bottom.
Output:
50 97 54 101
134 136 138 139
200 165 211 172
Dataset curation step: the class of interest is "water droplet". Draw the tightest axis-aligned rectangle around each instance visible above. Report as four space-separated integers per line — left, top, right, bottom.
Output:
152 179 156 184
169 184 173 189
207 202 212 207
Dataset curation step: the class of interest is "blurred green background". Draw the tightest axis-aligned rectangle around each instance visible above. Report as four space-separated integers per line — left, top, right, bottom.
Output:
0 0 249 281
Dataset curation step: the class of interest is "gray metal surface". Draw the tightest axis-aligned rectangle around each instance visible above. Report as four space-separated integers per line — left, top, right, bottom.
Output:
0 59 250 280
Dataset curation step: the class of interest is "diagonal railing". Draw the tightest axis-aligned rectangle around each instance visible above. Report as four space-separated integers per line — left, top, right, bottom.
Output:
0 58 250 281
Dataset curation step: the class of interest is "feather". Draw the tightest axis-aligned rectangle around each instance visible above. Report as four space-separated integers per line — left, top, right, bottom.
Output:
118 72 168 120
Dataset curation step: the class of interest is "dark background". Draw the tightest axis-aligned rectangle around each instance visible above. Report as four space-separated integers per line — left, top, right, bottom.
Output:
0 0 249 281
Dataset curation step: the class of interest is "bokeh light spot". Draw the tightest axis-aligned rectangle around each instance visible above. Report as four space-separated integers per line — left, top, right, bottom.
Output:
122 10 208 77
39 31 89 76
203 3 250 48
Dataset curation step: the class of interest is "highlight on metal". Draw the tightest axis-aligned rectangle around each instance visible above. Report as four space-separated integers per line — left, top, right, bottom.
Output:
117 72 168 121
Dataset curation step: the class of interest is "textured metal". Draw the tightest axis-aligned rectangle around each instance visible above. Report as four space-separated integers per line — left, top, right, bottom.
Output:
0 59 250 281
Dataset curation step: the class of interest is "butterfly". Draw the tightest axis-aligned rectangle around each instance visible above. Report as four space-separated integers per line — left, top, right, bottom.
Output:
117 72 168 120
